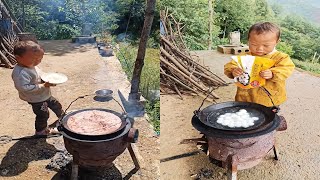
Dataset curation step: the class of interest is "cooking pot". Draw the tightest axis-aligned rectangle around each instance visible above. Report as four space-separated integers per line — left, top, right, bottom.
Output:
56 89 128 140
194 101 278 131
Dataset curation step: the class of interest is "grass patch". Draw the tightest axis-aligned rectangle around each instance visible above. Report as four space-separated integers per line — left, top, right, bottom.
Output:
116 44 159 98
146 100 160 134
116 43 160 134
292 59 320 75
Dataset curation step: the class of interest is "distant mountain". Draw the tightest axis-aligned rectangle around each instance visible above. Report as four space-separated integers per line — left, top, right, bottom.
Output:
267 0 320 25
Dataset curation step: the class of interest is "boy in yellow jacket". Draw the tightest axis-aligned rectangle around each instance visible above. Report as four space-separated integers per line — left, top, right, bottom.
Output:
224 22 295 107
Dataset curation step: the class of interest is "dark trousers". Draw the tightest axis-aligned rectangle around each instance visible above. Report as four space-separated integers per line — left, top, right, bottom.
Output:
28 96 64 132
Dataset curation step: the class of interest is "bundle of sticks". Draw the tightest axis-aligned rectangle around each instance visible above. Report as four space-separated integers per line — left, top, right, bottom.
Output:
160 10 227 102
0 31 18 68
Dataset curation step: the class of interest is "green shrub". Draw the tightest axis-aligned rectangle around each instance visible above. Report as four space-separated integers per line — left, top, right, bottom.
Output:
146 100 160 134
55 24 79 39
292 59 320 74
277 41 294 56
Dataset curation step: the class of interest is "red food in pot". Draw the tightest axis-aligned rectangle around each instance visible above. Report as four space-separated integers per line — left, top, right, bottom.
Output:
66 110 122 135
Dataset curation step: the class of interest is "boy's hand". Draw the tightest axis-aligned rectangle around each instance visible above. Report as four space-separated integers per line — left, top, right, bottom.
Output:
232 68 244 77
43 82 56 87
260 69 273 79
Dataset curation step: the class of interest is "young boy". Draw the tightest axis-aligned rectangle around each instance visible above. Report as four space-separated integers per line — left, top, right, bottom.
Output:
12 41 63 135
224 22 295 107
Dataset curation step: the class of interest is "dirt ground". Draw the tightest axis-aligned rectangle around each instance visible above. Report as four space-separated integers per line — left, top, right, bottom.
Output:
0 40 159 179
160 50 320 180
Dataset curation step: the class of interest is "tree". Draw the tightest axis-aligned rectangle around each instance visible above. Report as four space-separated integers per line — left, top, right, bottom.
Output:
5 0 144 40
215 0 256 40
208 0 214 50
129 0 156 101
276 41 294 56
270 3 283 18
291 35 316 61
254 0 275 22
161 0 220 50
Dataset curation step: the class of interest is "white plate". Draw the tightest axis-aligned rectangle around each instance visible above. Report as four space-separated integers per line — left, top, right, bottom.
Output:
41 72 68 84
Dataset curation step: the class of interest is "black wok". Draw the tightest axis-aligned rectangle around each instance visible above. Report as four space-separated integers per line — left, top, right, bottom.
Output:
194 101 278 131
57 108 128 141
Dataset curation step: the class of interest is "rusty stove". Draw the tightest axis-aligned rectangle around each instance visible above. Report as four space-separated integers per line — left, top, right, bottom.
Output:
191 101 287 180
56 91 140 179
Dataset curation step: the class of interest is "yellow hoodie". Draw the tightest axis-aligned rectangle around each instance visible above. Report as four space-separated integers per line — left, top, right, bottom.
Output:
224 51 295 107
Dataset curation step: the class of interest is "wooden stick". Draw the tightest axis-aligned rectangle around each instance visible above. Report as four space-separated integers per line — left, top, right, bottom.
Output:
161 67 217 101
174 49 227 85
160 47 199 81
173 83 183 99
161 72 214 102
0 51 13 68
161 73 195 93
1 42 9 52
160 47 224 86
160 56 208 91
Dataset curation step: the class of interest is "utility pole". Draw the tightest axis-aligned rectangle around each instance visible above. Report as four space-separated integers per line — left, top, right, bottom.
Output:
129 0 156 101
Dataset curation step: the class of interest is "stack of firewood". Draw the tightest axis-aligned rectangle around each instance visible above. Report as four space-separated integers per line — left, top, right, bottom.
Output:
160 10 227 101
0 31 18 68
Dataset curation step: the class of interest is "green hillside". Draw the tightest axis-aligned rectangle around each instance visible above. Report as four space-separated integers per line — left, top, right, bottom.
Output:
267 0 320 24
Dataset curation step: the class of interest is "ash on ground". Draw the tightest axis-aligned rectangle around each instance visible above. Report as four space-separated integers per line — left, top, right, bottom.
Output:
191 168 214 180
46 150 73 171
78 165 122 180
46 151 122 180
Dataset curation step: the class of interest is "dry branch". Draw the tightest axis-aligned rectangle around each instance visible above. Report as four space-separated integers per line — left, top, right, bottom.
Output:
160 9 227 101
0 30 18 68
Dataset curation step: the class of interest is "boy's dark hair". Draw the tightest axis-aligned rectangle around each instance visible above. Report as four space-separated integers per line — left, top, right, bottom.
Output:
13 41 40 56
248 22 280 40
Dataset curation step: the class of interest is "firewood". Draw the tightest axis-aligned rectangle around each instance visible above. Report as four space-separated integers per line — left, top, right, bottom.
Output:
0 50 13 68
160 71 214 102
161 35 226 86
160 47 198 81
173 83 183 100
160 9 226 101
161 56 208 92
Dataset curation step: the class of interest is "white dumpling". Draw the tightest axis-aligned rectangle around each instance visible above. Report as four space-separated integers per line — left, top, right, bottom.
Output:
247 118 254 124
227 121 235 128
225 116 232 121
217 116 224 121
235 121 242 127
230 114 238 120
221 121 228 126
241 122 249 128
217 110 257 128
217 119 223 124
